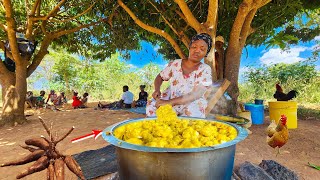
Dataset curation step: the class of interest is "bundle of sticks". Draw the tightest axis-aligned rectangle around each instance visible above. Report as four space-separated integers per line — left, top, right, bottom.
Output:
0 117 85 180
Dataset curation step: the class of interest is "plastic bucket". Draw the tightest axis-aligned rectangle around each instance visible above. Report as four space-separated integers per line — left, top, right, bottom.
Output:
268 101 298 129
254 99 264 105
244 104 264 125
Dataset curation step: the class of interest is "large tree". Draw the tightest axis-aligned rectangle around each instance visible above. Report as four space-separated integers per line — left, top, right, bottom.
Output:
108 0 319 114
0 0 140 125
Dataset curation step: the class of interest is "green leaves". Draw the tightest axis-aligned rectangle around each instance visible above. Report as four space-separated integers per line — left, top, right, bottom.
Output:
308 162 320 171
240 60 320 103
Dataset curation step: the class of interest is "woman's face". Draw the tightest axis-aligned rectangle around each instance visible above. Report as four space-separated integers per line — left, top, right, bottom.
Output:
188 40 208 62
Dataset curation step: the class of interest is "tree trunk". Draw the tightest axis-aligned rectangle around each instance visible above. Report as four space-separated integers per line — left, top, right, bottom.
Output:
1 60 28 126
215 41 225 80
204 50 218 81
224 46 241 115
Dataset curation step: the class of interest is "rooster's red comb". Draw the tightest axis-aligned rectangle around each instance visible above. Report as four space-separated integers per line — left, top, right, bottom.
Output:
280 114 287 125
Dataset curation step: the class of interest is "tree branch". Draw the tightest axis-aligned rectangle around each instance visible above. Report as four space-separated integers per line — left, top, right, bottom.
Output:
174 0 203 33
107 4 119 28
0 23 7 31
29 15 47 21
30 0 41 16
40 21 47 35
46 0 67 19
27 36 53 77
0 41 13 60
25 0 41 38
50 3 96 23
0 41 5 51
206 0 218 31
148 0 189 48
0 59 11 76
25 0 31 15
240 8 257 48
0 42 12 76
3 0 23 64
228 1 253 48
118 0 186 59
258 0 272 8
36 0 41 16
239 0 271 48
51 18 106 39
175 9 188 22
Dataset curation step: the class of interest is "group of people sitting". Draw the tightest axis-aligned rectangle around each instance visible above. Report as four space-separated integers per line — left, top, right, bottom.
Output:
97 85 148 109
71 91 89 109
26 90 66 108
25 90 89 109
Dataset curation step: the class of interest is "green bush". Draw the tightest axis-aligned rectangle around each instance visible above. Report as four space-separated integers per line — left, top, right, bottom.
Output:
239 61 320 105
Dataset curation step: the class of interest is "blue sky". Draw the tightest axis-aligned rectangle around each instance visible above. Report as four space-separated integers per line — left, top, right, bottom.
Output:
120 41 167 69
122 36 320 81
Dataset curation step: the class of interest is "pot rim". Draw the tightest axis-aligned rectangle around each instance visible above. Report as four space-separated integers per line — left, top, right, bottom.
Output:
102 117 248 153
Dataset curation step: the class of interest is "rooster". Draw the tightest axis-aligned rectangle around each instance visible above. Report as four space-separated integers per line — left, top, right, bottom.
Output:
273 83 298 101
266 115 289 155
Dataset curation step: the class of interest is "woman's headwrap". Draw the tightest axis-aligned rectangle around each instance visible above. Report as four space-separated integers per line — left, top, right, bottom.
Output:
189 33 213 56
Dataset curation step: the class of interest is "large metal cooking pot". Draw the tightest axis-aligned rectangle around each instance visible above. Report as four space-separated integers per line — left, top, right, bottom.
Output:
102 117 248 180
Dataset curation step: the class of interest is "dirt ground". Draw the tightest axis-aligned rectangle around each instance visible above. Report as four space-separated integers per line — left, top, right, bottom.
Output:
0 103 319 180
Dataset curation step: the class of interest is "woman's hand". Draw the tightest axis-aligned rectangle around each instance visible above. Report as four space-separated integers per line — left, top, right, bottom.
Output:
155 99 172 108
152 90 161 99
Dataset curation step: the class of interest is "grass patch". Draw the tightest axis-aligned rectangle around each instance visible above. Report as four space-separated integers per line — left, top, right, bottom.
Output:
298 107 320 120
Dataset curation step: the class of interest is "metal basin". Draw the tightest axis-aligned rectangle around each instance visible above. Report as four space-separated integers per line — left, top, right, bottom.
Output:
102 117 248 180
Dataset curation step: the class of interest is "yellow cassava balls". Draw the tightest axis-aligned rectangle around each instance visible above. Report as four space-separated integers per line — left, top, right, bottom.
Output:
112 104 237 148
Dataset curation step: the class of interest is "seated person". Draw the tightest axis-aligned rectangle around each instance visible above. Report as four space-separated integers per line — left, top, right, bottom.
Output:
35 90 46 107
146 33 213 118
46 90 58 106
98 85 134 109
132 85 148 107
72 92 89 109
72 91 82 109
79 92 89 108
25 91 35 108
56 92 67 106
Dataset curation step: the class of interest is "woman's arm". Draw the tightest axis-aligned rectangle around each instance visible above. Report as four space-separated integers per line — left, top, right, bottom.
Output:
152 74 164 99
156 85 208 108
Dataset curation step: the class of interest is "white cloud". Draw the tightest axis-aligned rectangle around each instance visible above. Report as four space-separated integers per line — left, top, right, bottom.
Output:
239 67 250 74
259 47 309 65
153 45 160 52
128 63 138 69
310 43 320 51
238 67 251 83
314 35 320 41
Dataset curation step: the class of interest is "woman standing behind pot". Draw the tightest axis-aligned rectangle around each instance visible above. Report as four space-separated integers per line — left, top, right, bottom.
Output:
147 33 213 118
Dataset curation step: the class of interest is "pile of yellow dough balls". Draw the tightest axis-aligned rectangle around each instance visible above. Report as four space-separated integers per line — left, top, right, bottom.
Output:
113 104 237 148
